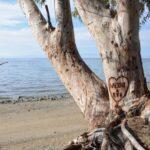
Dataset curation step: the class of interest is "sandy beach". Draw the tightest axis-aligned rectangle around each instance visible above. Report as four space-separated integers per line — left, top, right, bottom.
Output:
0 98 87 150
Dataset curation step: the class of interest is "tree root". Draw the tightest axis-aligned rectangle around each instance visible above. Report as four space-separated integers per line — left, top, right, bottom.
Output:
63 128 105 149
121 119 145 150
63 101 149 150
63 117 149 150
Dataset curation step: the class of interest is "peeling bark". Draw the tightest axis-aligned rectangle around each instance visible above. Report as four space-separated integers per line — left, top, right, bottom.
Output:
18 0 150 148
18 0 109 129
75 0 149 112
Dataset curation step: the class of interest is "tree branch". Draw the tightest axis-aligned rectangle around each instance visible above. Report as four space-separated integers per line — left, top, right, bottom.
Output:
54 0 75 43
18 0 109 129
18 0 53 48
121 119 145 150
117 0 140 40
75 0 112 50
55 0 73 28
44 4 54 30
75 0 111 18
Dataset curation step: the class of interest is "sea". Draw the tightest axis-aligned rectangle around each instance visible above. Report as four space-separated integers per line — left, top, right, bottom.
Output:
0 58 150 102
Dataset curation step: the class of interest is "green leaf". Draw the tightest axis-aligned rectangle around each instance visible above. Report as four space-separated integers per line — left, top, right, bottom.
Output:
34 0 46 5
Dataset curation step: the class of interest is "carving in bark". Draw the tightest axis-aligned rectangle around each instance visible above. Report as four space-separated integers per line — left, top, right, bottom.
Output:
108 76 129 105
18 0 150 149
75 0 149 111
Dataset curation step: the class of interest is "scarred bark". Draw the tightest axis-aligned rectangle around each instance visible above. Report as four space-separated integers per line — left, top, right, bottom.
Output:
75 0 150 113
18 0 150 149
18 0 109 130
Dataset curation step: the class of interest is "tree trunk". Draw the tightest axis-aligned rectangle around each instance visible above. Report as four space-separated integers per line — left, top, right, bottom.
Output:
18 0 109 130
75 0 149 113
18 0 150 149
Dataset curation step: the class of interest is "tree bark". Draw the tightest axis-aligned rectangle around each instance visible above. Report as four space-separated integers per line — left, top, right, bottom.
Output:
75 0 149 113
18 0 109 130
18 0 150 148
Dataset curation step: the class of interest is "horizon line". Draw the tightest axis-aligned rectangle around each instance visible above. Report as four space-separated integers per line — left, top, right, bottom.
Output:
0 57 150 59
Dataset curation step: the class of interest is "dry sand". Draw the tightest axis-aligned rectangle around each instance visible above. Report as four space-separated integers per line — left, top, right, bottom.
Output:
0 98 87 150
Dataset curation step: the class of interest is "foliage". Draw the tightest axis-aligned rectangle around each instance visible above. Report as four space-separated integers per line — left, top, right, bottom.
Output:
140 0 150 25
34 0 46 5
71 0 150 26
35 0 150 26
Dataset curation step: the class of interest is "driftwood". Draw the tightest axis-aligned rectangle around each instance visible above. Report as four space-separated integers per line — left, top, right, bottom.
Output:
0 62 8 65
63 102 150 150
121 119 145 150
63 118 149 150
63 128 104 150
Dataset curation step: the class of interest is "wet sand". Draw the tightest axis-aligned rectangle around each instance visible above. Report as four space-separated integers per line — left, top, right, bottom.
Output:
0 98 87 150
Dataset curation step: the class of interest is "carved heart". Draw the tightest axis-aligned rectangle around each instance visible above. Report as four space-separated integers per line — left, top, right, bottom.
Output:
108 76 129 102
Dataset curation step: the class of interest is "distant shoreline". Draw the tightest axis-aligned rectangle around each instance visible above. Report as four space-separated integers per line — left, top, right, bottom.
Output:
0 58 150 104
1 83 150 104
0 93 71 104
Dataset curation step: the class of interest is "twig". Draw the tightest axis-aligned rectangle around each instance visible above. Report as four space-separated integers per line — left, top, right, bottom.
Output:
44 4 54 29
121 119 145 150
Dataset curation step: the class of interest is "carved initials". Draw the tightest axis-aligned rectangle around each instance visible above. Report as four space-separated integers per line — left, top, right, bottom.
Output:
109 76 129 103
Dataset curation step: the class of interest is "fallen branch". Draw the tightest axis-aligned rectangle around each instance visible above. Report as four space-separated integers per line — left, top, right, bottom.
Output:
0 62 8 65
63 103 149 150
63 128 105 149
121 119 145 150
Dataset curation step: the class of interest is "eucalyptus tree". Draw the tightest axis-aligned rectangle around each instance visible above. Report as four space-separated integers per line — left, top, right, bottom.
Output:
18 0 150 149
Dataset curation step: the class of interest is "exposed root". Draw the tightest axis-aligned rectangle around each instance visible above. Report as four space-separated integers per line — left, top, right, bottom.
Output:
63 143 82 150
101 138 109 150
124 140 134 150
63 100 149 150
126 95 149 118
63 128 104 149
121 119 146 150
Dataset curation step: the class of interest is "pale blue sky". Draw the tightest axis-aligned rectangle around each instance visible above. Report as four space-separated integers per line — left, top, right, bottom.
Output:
0 0 149 58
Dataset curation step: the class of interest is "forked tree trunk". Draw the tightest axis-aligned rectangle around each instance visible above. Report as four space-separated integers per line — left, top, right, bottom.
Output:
19 0 150 130
18 0 150 149
18 0 110 130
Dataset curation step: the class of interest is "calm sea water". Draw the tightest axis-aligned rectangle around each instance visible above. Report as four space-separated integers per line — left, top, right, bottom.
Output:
0 58 150 101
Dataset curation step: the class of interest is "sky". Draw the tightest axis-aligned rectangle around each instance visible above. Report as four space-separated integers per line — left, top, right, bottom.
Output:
0 0 149 58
